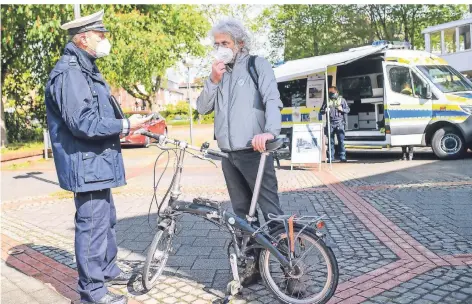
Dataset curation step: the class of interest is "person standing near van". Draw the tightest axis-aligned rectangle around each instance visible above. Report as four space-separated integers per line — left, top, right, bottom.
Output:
45 11 152 304
196 18 287 287
321 86 350 162
402 146 414 161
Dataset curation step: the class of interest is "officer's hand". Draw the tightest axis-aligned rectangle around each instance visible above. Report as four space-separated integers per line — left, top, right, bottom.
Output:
337 106 343 112
210 60 226 84
129 115 153 129
252 133 275 153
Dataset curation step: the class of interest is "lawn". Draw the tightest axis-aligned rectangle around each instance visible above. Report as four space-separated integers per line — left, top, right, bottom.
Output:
1 141 43 155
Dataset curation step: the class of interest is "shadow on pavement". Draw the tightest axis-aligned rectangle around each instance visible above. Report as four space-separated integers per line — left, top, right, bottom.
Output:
12 171 59 186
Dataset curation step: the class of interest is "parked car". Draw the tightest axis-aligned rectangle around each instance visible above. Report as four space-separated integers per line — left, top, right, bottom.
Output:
120 111 168 147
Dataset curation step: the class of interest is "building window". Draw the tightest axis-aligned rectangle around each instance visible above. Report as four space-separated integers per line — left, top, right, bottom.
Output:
444 28 457 54
459 25 471 51
430 31 441 55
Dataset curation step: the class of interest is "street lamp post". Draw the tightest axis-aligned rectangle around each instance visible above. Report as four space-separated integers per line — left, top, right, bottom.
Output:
183 57 193 145
74 4 80 18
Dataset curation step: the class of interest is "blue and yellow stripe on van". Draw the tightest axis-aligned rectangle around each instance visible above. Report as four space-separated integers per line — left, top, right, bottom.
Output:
385 103 469 124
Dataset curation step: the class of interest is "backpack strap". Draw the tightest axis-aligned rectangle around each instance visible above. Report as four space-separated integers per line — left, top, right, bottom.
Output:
247 55 259 88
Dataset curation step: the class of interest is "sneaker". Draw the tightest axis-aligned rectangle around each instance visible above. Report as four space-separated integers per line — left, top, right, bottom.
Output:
240 265 261 287
82 291 128 304
105 271 132 286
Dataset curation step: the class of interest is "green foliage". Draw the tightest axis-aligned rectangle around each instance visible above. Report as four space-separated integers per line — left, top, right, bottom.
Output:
2 5 72 142
263 4 468 61
1 4 210 143
80 5 210 106
160 101 214 124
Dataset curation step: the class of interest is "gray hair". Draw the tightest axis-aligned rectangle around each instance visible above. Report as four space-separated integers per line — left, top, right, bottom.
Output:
70 32 87 43
210 18 251 52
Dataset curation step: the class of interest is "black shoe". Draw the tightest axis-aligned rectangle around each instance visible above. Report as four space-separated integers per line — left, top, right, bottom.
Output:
106 272 132 286
240 249 261 287
240 266 261 287
340 158 347 163
82 291 128 304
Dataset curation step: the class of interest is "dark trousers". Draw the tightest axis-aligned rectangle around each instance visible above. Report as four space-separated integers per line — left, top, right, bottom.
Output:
327 125 346 161
402 146 414 160
222 150 284 226
74 189 121 302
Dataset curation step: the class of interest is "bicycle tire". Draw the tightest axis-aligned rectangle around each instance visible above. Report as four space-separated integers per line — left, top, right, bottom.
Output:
259 227 338 304
142 224 173 290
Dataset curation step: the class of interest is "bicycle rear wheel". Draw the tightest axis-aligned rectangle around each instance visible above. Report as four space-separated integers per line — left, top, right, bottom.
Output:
259 227 338 304
142 220 174 290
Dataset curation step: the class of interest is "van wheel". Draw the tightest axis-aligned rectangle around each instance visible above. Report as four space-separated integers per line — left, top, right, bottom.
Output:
431 126 466 160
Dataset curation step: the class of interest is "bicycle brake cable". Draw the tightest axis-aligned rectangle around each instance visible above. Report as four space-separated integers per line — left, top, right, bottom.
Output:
147 147 178 230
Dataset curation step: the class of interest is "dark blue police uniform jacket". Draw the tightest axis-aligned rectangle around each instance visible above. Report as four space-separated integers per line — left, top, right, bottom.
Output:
45 42 126 193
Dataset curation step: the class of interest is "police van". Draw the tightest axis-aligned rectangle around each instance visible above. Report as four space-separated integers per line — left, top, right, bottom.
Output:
274 41 472 159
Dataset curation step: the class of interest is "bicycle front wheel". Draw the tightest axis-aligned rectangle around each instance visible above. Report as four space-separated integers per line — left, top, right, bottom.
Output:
259 227 338 304
142 220 174 290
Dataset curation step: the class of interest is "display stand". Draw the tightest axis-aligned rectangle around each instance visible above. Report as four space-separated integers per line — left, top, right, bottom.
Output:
290 123 323 171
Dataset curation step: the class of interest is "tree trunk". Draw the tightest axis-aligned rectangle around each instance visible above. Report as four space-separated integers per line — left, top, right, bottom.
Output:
1 97 7 147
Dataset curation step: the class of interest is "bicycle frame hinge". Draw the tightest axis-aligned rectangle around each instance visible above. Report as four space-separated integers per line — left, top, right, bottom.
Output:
246 215 257 223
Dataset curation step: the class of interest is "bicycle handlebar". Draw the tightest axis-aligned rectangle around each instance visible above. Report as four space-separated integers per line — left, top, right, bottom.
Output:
136 129 283 158
136 130 229 158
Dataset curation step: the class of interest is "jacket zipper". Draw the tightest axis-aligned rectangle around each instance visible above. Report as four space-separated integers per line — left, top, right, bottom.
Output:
228 71 234 150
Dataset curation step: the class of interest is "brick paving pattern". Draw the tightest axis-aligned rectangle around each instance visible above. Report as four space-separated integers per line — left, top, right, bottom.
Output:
2 149 472 303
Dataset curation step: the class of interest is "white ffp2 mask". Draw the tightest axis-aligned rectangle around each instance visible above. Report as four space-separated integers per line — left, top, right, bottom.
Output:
95 38 111 58
214 47 234 64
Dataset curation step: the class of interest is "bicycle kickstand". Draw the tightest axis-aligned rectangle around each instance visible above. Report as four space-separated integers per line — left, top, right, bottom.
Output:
222 253 242 303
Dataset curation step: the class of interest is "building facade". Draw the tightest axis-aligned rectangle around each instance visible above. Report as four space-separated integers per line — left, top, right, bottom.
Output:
422 14 472 78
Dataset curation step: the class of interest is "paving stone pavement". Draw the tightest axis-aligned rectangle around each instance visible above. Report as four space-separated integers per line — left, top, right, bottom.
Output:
359 189 472 256
1 260 69 304
2 151 472 304
366 266 472 304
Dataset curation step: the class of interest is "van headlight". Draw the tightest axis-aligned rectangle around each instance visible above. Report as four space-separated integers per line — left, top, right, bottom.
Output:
460 105 472 114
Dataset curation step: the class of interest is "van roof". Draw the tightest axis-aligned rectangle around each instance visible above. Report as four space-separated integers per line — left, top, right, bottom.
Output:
384 49 448 65
274 46 448 83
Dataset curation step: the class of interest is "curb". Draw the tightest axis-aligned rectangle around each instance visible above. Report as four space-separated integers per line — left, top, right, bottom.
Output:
1 150 44 162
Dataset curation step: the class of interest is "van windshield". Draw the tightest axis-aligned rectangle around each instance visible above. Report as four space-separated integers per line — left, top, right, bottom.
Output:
417 65 472 93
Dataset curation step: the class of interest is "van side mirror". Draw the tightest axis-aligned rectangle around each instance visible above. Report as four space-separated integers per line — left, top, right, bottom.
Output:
422 84 432 99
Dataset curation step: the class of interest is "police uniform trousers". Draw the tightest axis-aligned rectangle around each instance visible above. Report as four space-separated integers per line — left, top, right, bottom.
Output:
74 189 121 302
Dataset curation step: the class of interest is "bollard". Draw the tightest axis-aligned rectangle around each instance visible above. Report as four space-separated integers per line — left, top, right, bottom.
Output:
43 129 48 160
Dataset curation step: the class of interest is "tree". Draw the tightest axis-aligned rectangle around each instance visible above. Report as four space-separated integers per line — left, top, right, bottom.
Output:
80 5 210 109
1 5 72 143
1 5 210 143
263 4 468 62
364 4 466 49
263 5 344 61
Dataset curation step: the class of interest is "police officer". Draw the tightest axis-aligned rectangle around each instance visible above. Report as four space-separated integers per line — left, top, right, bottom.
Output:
321 86 350 162
45 10 151 304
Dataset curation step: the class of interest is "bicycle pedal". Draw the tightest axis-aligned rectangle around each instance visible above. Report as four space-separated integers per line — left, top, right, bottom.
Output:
226 280 242 296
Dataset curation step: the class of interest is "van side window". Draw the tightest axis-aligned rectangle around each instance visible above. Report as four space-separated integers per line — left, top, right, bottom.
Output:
377 75 384 89
388 66 414 96
411 72 425 98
